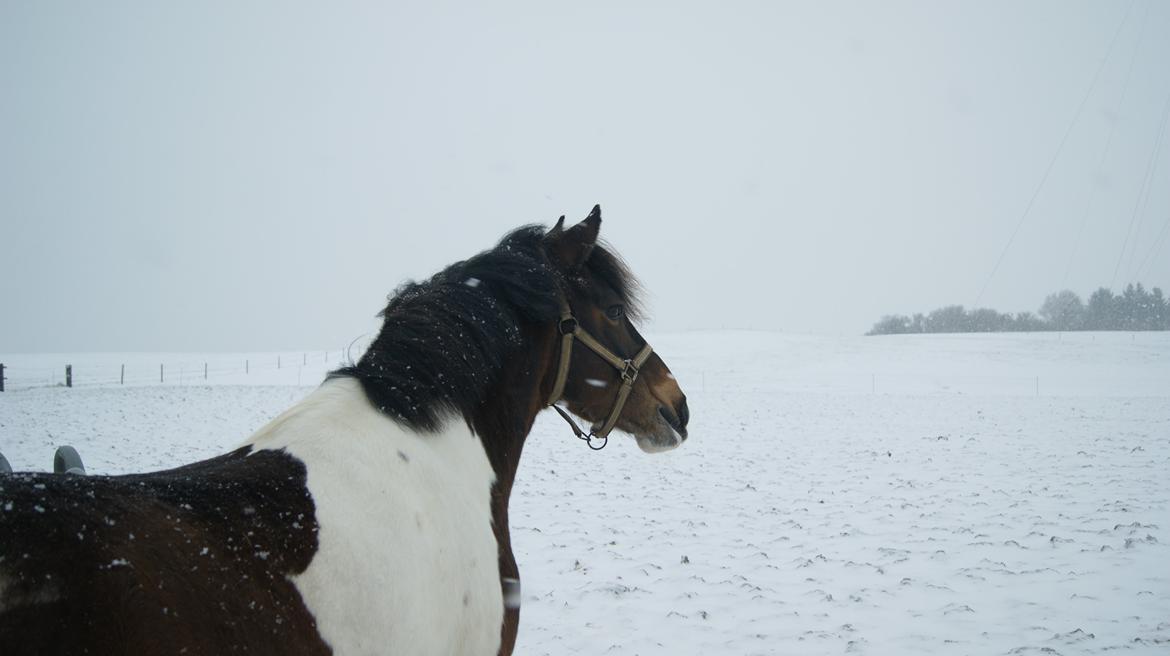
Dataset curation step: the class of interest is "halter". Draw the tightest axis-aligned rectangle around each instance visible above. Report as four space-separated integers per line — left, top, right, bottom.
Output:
546 303 654 450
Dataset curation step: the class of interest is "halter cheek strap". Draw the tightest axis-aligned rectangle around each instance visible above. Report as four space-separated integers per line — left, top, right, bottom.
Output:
546 304 655 450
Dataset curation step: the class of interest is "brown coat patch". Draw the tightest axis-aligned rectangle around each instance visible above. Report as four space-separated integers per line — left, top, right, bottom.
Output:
0 447 330 655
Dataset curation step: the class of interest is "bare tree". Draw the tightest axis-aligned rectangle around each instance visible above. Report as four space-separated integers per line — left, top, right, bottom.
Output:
1038 290 1085 331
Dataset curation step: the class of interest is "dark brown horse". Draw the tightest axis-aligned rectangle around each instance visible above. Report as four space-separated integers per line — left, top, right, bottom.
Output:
0 206 690 655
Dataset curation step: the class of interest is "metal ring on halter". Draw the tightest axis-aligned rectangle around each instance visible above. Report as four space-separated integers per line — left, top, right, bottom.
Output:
552 404 609 450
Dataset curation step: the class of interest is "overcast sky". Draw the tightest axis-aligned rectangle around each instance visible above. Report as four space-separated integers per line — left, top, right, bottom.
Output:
2 0 1168 352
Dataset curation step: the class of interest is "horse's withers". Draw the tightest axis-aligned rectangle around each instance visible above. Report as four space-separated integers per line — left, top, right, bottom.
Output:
246 377 505 655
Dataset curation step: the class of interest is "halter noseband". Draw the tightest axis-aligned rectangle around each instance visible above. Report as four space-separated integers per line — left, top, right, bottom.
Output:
546 303 654 450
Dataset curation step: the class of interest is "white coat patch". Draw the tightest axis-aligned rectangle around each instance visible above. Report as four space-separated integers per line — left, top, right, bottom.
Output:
245 378 502 655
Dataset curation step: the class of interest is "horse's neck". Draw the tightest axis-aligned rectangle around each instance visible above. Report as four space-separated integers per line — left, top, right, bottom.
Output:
468 330 554 627
471 328 558 507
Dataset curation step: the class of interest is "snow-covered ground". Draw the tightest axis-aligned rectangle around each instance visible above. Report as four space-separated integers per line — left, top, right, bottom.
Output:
2 331 1168 654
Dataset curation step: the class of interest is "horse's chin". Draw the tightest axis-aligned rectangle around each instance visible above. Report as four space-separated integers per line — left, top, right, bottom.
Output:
634 435 681 453
632 424 686 454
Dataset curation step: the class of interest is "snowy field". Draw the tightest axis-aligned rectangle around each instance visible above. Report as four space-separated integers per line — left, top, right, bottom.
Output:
2 331 1168 654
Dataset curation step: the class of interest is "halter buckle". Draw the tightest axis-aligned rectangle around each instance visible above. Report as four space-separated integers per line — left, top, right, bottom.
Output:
558 317 578 336
620 359 639 383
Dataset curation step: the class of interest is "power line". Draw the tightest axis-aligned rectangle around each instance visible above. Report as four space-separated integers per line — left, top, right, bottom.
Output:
1134 208 1170 281
974 0 1138 307
1111 84 1170 289
1062 0 1151 290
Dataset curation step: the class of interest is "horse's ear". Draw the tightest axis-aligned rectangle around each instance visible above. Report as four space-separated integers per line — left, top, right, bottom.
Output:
545 205 601 270
546 215 566 238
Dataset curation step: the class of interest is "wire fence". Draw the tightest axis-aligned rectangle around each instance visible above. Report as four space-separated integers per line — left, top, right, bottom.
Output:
0 350 353 392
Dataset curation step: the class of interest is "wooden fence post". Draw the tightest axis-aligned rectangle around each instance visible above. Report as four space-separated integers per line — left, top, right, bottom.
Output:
160 364 164 383
0 363 5 392
204 363 208 380
66 365 72 388
120 364 125 385
246 359 249 374
278 355 281 369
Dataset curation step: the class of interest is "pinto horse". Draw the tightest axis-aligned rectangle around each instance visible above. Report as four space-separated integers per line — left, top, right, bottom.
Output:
0 206 690 655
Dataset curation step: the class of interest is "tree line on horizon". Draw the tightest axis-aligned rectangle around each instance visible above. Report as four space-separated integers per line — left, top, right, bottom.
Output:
867 283 1169 335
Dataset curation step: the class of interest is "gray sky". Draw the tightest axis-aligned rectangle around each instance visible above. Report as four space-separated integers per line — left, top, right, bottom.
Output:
2 0 1169 352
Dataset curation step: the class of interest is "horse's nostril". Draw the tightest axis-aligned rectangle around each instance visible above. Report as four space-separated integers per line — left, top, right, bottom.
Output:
678 397 690 428
658 405 687 439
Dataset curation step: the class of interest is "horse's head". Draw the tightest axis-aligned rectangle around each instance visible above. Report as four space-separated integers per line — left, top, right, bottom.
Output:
542 206 689 453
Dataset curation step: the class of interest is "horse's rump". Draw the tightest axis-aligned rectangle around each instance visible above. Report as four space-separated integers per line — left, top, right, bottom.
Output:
0 448 329 655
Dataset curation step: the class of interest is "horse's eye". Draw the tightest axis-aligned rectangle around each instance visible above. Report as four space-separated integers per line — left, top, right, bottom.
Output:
605 305 624 320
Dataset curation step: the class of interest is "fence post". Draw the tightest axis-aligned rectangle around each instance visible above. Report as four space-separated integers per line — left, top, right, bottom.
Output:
278 355 281 369
120 364 125 385
246 359 249 374
160 364 164 384
303 353 307 365
204 363 208 380
66 365 72 388
0 363 5 392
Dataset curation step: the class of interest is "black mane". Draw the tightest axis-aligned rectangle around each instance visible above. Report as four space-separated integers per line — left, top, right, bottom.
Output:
580 239 645 323
332 225 642 432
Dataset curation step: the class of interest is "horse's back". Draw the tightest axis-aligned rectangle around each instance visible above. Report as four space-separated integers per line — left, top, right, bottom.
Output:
0 448 330 655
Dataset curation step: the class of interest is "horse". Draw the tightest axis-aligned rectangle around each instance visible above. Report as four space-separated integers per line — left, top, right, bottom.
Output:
0 206 691 655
